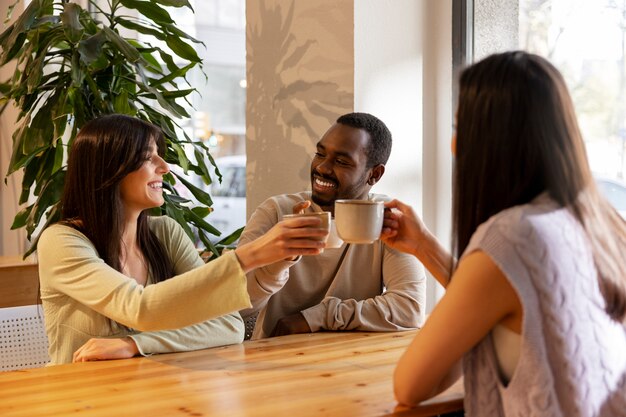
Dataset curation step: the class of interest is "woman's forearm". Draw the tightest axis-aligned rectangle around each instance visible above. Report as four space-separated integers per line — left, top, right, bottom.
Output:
412 232 455 288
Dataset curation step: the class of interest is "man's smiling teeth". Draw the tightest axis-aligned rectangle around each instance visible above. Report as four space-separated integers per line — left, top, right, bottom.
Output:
148 182 163 189
315 178 336 188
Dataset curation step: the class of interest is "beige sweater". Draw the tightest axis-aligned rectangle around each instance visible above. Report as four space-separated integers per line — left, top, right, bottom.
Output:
38 216 250 365
239 192 426 339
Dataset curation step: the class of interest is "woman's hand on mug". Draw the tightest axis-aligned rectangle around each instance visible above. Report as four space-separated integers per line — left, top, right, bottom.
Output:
381 199 431 257
235 216 327 272
292 200 311 214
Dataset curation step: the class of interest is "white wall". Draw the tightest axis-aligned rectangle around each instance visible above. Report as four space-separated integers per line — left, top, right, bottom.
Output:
354 0 424 212
355 0 453 310
422 1 453 305
0 0 27 256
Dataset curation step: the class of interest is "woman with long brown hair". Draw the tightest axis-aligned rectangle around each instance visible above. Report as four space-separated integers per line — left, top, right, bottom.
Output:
385 51 626 416
38 114 327 365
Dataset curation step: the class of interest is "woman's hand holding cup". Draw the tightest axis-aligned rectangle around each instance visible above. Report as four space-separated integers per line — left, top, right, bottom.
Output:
235 215 329 272
381 199 432 258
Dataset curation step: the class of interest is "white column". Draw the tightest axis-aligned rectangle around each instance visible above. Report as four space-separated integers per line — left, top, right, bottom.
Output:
356 0 453 311
0 0 27 256
354 0 424 212
421 0 453 308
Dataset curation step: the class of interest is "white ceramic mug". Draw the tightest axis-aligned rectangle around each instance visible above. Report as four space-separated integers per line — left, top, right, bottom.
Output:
334 199 384 244
325 219 344 248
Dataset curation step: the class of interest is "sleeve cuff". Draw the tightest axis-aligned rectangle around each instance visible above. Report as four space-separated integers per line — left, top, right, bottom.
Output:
255 257 300 294
223 251 253 310
300 303 327 332
127 334 153 357
263 256 300 276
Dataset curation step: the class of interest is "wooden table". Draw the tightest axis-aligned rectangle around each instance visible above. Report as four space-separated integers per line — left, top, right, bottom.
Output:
0 331 464 417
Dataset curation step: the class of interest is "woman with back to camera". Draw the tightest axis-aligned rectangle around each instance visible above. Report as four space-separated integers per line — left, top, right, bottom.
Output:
384 51 626 416
38 114 328 365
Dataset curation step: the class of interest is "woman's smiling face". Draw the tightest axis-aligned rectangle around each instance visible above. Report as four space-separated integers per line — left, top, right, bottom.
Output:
119 140 169 216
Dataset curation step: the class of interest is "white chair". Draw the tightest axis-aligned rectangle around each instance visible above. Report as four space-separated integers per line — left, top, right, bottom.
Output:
0 305 50 371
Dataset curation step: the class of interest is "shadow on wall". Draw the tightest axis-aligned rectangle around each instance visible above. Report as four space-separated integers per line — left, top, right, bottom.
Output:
246 0 353 202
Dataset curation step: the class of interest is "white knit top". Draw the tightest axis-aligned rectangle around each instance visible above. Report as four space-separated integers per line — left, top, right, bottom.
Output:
462 194 626 417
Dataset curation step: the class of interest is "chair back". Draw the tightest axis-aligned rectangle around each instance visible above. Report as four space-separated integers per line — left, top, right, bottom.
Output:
0 305 50 371
243 313 258 340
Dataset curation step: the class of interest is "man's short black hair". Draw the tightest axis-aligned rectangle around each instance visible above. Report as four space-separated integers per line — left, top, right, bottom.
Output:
336 112 392 167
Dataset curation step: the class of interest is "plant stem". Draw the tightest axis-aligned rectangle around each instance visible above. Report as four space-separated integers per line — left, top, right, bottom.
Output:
89 0 109 20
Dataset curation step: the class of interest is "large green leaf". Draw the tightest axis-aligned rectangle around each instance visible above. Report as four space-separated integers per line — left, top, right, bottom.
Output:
19 159 39 204
191 206 211 218
149 62 195 87
60 2 84 43
118 0 175 25
23 202 61 258
185 206 220 235
116 17 200 63
1 31 27 65
164 33 200 62
0 0 39 64
25 170 65 237
152 0 193 9
193 148 213 186
8 116 31 174
216 226 244 246
51 140 64 174
170 141 189 171
164 198 194 240
172 171 213 207
163 23 202 45
102 26 141 63
25 97 56 154
0 82 11 94
196 229 219 259
78 30 106 65
70 49 84 86
156 47 179 73
117 18 163 41
113 89 132 114
11 204 33 229
166 193 191 204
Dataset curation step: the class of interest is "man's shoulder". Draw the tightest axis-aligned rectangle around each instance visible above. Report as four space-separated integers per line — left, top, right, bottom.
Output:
243 191 313 235
265 191 312 206
259 191 312 214
368 192 390 202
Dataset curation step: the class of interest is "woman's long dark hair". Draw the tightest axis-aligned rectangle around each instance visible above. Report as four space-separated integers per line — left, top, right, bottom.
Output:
453 51 626 321
60 114 173 282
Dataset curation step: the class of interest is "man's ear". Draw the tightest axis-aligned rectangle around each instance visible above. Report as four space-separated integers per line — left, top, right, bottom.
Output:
367 164 385 186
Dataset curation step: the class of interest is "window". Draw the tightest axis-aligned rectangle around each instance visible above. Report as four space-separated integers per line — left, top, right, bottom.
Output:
166 0 247 242
520 0 626 195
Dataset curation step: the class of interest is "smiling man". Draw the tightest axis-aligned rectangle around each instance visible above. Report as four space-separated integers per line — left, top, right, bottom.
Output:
239 112 426 339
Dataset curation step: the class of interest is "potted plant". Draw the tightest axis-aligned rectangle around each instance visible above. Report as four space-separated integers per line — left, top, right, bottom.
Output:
0 0 240 258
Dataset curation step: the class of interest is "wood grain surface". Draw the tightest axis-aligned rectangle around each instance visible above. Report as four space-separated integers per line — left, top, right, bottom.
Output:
0 331 463 417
